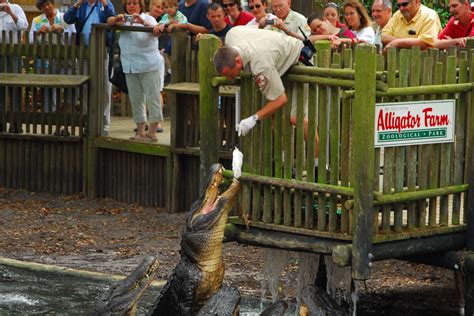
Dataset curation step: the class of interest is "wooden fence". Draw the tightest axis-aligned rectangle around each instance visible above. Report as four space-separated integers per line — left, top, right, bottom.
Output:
198 36 474 279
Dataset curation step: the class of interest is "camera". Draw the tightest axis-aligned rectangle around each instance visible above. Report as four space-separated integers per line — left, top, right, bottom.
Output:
124 14 134 23
0 4 7 11
264 19 275 26
298 26 316 66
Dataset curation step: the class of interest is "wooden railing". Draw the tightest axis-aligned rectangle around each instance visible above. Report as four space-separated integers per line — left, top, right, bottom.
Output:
198 36 474 278
0 30 89 136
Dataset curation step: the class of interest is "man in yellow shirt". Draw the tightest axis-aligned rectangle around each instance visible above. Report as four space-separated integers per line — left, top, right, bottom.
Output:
381 0 441 49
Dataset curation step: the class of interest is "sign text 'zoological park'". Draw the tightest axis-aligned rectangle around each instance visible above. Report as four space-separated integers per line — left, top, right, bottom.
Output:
374 100 455 148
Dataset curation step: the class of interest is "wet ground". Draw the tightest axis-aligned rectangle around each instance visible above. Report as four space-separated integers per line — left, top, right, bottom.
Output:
0 188 461 315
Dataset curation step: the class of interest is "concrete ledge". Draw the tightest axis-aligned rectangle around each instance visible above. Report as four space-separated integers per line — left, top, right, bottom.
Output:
0 257 166 287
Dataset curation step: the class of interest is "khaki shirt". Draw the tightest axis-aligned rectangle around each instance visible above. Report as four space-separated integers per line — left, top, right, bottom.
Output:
225 26 304 101
382 4 441 46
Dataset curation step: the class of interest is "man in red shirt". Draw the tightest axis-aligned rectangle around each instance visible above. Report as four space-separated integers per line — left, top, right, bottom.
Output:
435 0 474 48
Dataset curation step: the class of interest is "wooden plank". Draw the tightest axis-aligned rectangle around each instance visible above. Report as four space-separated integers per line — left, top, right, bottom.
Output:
0 74 89 87
328 60 340 233
382 48 397 233
273 92 283 225
198 36 219 188
452 54 468 225
418 56 434 227
305 83 317 229
283 77 293 226
406 47 420 229
428 62 444 227
262 92 273 223
316 45 330 231
352 44 376 280
294 82 305 228
439 56 456 225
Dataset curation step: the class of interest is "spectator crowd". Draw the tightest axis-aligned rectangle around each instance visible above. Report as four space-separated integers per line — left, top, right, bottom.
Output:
0 0 473 141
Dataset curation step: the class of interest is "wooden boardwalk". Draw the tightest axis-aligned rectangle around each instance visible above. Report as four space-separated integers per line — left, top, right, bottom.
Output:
108 116 171 146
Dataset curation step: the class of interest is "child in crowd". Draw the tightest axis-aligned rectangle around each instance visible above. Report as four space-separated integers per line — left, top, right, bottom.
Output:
307 12 357 49
157 0 187 32
323 2 345 28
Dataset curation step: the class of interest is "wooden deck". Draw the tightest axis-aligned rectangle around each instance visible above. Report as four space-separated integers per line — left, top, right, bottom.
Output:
107 116 171 146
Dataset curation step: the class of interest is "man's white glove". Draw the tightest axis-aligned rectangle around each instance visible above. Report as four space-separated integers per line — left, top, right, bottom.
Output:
232 147 243 178
237 114 258 137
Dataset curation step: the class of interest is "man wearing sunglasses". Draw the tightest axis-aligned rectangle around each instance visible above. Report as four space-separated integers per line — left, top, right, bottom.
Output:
434 0 474 48
381 0 441 49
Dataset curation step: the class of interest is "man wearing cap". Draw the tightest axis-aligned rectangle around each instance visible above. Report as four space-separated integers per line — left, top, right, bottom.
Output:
435 0 474 48
381 0 441 49
213 26 304 137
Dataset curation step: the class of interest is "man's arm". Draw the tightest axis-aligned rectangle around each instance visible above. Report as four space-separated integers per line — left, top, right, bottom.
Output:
64 2 80 24
384 37 430 50
434 37 466 49
256 92 288 120
381 33 398 45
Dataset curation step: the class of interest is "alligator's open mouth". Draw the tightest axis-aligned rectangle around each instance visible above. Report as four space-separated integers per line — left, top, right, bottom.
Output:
200 165 225 216
191 164 240 223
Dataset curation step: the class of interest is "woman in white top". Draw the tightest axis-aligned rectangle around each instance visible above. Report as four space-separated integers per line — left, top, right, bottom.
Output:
343 0 374 44
108 0 163 142
246 0 276 28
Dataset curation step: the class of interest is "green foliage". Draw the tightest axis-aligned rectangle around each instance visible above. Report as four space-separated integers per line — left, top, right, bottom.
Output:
426 3 451 27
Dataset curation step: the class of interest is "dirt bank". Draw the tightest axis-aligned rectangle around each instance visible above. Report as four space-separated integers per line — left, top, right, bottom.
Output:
0 188 461 314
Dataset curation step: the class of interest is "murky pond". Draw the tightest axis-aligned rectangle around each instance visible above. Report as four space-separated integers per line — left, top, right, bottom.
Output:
0 265 293 315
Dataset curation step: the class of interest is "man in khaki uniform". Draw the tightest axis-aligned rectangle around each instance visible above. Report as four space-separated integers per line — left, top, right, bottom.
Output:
213 26 303 136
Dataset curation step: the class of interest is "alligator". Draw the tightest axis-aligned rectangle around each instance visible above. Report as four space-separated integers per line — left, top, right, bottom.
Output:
150 163 240 315
94 255 160 316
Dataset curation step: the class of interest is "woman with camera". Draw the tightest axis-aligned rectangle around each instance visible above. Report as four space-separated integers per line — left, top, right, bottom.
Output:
107 0 163 143
245 0 276 28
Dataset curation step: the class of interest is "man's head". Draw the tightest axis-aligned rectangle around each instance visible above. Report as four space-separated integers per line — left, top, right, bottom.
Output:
213 47 243 80
36 0 55 14
397 0 421 22
272 0 290 20
372 0 392 29
449 0 471 22
207 3 226 30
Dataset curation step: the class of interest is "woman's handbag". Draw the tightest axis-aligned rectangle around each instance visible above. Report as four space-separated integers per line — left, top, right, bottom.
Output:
108 31 128 94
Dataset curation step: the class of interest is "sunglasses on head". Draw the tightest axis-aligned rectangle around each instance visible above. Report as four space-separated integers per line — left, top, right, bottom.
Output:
397 1 410 8
249 3 262 9
222 2 236 8
325 2 338 9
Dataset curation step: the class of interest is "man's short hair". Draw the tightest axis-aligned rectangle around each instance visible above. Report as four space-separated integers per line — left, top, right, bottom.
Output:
208 2 223 12
213 46 239 74
380 0 392 10
36 0 52 10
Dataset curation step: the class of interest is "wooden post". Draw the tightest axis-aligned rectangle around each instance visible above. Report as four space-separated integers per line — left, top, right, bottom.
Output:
466 50 474 251
170 30 191 212
352 44 376 280
84 25 105 198
198 35 220 188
